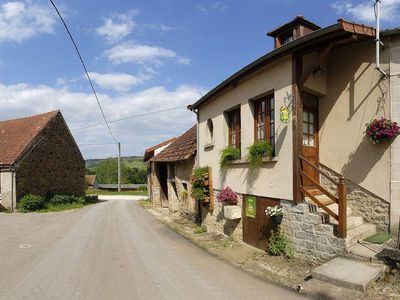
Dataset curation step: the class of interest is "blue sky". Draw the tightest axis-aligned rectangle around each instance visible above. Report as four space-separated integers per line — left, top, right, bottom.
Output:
0 0 398 159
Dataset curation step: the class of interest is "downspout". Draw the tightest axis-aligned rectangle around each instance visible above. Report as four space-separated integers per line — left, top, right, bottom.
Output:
375 0 389 78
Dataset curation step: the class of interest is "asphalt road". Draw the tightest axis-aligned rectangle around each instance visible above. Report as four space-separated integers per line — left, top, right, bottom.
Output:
0 197 306 300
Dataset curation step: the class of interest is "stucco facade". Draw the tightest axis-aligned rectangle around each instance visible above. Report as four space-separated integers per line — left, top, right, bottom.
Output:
198 56 294 200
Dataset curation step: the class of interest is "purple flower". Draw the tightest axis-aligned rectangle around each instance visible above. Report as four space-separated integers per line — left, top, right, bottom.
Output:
217 186 238 204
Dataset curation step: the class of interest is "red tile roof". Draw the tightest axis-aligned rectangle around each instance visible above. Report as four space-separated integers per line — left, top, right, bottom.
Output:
150 125 196 162
143 137 177 162
0 111 59 165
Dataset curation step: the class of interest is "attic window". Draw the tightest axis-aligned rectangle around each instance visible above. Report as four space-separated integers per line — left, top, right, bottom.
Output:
279 31 293 46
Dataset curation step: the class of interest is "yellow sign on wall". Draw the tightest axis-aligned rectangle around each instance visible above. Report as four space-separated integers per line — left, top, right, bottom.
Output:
280 106 290 123
246 196 256 218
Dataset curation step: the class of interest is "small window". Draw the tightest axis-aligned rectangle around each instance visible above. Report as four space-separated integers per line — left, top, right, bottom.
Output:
280 32 293 45
206 119 214 143
254 95 275 153
227 108 241 149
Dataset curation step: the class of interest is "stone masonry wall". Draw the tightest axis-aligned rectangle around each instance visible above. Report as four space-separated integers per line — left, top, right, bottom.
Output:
281 200 346 263
320 164 390 232
16 113 85 200
201 190 243 240
149 162 162 207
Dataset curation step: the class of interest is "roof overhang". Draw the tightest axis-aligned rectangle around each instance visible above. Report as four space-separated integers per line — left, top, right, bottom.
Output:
190 19 376 110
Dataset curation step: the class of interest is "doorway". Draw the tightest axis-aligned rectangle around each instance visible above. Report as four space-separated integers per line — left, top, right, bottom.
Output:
158 163 169 207
301 93 319 187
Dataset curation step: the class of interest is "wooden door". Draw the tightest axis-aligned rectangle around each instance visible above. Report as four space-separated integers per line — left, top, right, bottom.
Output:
301 93 319 187
243 196 280 251
158 163 169 207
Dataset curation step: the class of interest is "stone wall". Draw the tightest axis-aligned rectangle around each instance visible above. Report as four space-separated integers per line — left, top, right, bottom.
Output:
201 190 243 240
320 164 390 232
16 113 85 200
168 158 196 214
149 162 162 207
281 200 346 263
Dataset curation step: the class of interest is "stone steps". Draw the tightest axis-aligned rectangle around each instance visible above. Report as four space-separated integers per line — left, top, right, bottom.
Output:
312 256 385 292
345 223 378 248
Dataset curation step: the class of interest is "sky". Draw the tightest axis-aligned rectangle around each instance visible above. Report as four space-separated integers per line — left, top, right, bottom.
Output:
0 0 399 159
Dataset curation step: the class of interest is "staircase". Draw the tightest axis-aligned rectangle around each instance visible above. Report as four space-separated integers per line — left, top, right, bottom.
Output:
305 193 377 248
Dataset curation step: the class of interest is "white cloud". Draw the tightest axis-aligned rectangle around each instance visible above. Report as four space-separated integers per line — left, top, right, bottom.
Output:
0 82 206 158
0 1 56 43
332 0 400 23
96 10 138 43
104 42 189 65
197 1 229 13
87 72 151 92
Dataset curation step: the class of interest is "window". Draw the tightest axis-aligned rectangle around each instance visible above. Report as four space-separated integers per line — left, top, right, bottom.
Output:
228 108 241 149
254 95 275 152
303 110 316 146
279 31 293 46
206 118 214 143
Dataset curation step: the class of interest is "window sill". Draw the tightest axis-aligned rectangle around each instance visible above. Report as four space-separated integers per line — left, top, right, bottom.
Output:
226 156 278 165
204 142 215 150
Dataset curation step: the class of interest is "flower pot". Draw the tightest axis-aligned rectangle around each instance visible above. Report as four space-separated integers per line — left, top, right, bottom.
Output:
270 215 283 227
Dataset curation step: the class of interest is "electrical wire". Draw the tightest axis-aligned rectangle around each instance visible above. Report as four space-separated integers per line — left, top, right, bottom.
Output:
49 0 118 144
72 105 187 131
78 143 117 146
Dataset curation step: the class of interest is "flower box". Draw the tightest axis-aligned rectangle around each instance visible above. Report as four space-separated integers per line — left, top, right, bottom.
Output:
224 205 242 220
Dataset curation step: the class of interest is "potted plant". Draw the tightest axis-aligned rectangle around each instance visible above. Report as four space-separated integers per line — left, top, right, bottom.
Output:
217 186 238 205
219 145 241 168
265 205 283 227
366 118 400 144
247 140 273 170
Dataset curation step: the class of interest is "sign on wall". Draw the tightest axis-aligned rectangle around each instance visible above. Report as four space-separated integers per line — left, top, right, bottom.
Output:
245 195 256 218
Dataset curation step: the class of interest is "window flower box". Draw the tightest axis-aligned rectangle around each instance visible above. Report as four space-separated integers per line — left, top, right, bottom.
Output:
224 205 242 220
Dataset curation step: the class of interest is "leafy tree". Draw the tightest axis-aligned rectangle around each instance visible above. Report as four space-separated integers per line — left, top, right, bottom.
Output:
95 158 130 184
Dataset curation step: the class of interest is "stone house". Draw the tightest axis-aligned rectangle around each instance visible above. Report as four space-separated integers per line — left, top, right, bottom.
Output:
189 16 400 261
0 111 85 210
146 126 197 214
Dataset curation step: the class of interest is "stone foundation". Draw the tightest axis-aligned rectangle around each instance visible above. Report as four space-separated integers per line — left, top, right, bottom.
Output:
320 164 390 232
281 200 346 263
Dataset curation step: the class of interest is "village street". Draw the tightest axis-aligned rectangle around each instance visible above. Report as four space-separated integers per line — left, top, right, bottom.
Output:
0 197 305 300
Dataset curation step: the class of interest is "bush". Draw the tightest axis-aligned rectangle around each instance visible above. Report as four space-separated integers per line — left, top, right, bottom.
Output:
138 185 147 192
48 194 75 205
219 145 241 168
268 225 294 259
18 194 46 212
194 224 207 234
247 141 273 170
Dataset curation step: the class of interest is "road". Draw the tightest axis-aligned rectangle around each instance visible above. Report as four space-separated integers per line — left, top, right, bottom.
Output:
0 197 306 300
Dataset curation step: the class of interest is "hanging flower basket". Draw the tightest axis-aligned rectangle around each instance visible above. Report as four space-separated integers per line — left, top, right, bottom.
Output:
265 205 283 228
270 215 283 227
366 118 400 144
217 186 238 205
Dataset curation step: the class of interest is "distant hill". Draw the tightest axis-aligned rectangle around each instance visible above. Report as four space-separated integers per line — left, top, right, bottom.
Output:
86 156 146 171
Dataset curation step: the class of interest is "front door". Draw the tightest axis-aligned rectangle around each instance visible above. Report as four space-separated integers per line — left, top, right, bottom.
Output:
301 93 319 187
242 195 280 251
158 163 169 207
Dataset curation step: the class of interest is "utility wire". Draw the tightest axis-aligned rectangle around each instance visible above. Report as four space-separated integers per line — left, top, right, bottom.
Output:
49 0 118 144
72 105 187 131
78 143 117 146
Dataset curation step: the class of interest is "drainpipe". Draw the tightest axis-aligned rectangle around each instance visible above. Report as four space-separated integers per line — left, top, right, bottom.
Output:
375 0 388 78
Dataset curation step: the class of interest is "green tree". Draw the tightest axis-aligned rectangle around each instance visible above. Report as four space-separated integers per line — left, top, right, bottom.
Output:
95 158 130 184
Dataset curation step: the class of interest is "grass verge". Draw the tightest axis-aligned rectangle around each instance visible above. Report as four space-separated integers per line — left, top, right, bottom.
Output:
37 202 87 212
138 199 152 209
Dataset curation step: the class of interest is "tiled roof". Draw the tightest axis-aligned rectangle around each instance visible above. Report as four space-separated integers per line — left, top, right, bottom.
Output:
150 125 196 162
85 175 97 185
0 111 59 165
143 137 177 162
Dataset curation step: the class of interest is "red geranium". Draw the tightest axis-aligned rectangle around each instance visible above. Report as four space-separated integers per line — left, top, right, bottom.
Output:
366 118 399 144
216 186 238 204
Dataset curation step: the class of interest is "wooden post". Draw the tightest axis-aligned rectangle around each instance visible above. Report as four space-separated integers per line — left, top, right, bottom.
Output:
338 177 347 238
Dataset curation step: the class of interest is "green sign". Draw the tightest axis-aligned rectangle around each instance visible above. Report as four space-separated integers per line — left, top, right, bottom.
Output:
280 106 290 123
246 196 256 218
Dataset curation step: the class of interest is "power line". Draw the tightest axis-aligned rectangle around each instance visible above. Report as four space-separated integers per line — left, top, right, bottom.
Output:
49 0 118 144
72 105 187 131
78 143 117 146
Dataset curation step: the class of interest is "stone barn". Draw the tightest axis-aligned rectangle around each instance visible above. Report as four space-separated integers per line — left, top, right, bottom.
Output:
0 111 85 210
146 126 197 214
